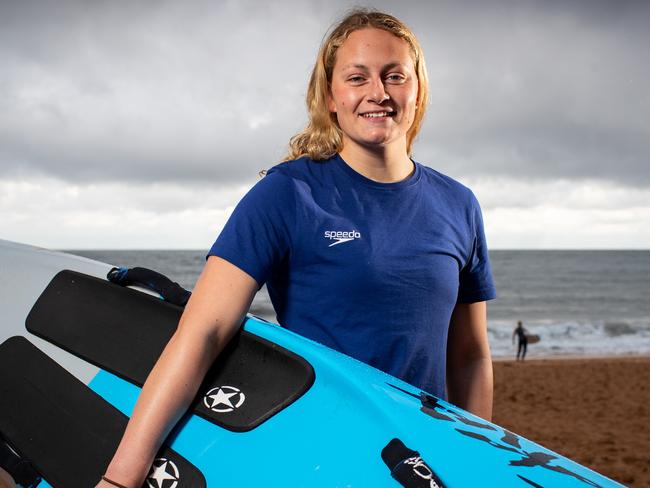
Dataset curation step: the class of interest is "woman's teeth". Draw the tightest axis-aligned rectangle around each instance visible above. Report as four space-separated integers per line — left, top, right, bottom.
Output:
361 111 393 118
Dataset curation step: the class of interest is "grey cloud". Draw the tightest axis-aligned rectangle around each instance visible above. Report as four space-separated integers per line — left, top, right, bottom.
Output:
1 0 649 186
0 0 323 183
404 0 650 184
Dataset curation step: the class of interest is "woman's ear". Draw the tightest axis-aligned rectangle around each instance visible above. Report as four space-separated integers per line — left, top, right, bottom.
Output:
327 91 337 113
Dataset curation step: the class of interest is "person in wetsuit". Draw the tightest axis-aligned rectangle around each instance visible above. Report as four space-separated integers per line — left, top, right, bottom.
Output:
512 320 528 361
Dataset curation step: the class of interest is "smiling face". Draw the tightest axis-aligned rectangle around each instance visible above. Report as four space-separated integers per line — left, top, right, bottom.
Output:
328 28 419 156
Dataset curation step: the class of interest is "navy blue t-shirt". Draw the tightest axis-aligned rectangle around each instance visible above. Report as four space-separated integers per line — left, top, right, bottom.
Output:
208 154 496 397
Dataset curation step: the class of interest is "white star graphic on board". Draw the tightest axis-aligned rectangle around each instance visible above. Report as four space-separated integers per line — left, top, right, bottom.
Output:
146 458 179 488
203 385 246 413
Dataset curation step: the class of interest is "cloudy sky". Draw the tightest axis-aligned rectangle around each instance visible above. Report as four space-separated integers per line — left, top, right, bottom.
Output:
1 0 649 249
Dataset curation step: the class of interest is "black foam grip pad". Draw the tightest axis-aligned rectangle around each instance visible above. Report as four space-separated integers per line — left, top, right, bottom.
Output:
0 336 206 488
26 270 315 431
381 438 445 488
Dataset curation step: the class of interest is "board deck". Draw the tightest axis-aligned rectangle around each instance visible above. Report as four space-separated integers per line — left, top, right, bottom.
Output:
0 336 205 488
0 249 624 487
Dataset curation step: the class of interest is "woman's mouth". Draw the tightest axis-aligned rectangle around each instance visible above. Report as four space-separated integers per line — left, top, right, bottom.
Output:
359 110 396 118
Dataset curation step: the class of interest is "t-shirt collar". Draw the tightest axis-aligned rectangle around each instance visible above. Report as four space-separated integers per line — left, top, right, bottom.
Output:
332 153 422 190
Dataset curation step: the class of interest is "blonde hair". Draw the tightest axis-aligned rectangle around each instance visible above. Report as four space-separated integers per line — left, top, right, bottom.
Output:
285 8 429 161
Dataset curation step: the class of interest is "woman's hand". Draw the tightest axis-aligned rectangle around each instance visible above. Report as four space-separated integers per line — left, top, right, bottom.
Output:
0 467 16 488
95 477 130 488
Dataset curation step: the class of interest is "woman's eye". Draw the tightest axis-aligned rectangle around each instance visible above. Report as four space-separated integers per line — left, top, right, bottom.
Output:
386 74 406 83
347 76 365 83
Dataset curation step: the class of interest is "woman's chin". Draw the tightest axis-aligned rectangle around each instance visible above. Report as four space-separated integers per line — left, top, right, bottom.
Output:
357 132 395 146
361 136 400 150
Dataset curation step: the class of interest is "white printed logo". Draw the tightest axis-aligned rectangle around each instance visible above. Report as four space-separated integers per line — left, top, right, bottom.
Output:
324 230 361 247
403 456 441 488
146 458 179 488
203 385 246 413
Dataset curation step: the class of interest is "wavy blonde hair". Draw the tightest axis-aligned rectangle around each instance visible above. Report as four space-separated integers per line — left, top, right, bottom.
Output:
285 8 429 161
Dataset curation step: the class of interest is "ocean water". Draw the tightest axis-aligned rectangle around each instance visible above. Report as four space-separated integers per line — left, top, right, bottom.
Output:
72 250 650 359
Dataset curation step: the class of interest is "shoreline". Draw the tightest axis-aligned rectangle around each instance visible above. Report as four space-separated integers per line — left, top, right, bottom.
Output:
493 352 650 362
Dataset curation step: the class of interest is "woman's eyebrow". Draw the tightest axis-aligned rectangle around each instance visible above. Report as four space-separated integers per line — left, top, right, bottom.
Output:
382 62 405 71
340 63 370 71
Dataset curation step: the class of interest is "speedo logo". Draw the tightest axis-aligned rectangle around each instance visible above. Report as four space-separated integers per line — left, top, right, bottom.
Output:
324 230 361 247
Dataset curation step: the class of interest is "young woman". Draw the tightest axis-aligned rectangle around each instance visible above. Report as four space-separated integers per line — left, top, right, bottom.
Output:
97 9 496 487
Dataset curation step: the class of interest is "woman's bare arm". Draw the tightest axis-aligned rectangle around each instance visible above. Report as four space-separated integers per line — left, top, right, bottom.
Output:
446 301 493 420
96 256 258 487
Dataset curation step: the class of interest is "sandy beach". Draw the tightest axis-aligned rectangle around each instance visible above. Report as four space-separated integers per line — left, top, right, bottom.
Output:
493 356 650 487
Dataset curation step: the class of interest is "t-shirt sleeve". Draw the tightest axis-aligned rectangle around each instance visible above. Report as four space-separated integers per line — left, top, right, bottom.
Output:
457 192 497 303
207 171 294 287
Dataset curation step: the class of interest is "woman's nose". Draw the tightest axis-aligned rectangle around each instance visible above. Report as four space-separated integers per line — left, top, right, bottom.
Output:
367 78 390 103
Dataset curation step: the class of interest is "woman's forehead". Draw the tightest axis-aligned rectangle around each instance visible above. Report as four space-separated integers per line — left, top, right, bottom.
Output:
340 28 410 52
334 28 415 69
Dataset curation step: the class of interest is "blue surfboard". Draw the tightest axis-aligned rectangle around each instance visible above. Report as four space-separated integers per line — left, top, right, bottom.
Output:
0 240 624 487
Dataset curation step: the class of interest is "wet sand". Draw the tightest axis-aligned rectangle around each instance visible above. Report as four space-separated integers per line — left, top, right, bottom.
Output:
493 356 650 487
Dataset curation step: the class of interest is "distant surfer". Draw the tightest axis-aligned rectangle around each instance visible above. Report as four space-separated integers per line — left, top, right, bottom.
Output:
512 320 528 361
97 9 496 487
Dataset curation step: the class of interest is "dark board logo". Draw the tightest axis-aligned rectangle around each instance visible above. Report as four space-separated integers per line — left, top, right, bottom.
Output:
387 383 605 488
146 458 179 488
203 385 246 413
403 456 443 488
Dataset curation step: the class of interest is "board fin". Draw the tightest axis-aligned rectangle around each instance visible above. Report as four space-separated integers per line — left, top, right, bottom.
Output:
0 336 206 488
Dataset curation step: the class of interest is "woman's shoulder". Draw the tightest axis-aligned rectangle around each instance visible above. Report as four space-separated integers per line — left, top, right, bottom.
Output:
266 155 331 180
247 156 328 200
417 162 478 206
249 157 311 188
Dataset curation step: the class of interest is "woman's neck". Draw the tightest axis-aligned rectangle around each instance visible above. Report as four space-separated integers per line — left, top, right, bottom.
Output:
339 142 414 183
